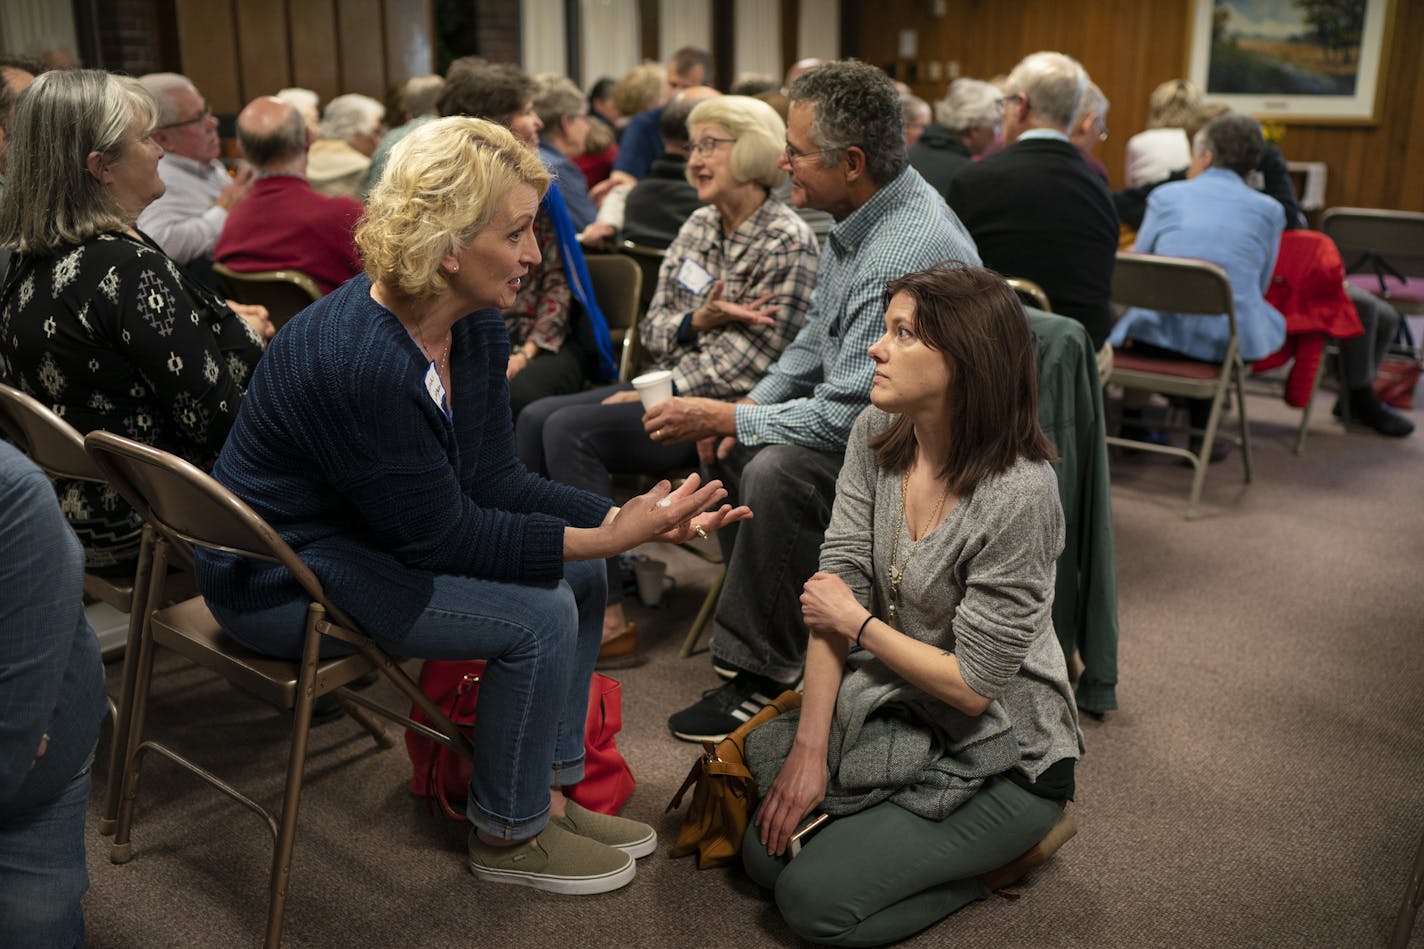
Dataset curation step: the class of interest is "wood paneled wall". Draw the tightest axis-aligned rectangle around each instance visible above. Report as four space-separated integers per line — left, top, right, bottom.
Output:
170 0 434 115
850 0 1424 213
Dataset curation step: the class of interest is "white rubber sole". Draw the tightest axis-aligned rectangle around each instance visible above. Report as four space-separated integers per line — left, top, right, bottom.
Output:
615 827 657 859
469 855 635 896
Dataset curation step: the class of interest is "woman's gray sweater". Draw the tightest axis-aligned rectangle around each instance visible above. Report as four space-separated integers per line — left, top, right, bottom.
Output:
747 407 1084 820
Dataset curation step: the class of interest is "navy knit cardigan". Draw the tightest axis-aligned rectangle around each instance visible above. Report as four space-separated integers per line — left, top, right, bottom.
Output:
196 273 613 640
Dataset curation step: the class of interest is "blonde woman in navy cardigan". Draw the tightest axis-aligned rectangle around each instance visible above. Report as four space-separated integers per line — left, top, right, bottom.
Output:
196 118 749 896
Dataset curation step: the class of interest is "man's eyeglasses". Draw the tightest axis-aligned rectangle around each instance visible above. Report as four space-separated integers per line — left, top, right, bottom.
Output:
690 136 736 156
783 141 837 165
158 104 213 130
996 93 1024 111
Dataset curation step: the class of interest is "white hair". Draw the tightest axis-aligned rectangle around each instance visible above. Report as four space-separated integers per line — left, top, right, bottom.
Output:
320 93 384 143
138 72 197 126
1002 51 1087 130
935 78 1001 132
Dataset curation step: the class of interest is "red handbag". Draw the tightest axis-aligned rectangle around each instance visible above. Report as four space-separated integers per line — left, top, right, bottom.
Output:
405 660 636 820
1373 353 1422 410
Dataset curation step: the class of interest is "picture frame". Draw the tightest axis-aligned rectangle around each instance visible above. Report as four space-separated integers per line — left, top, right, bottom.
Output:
1186 0 1394 124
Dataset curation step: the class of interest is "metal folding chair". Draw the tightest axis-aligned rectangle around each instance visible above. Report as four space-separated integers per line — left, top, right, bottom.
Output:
85 430 468 949
584 254 644 382
212 263 324 330
1105 253 1254 519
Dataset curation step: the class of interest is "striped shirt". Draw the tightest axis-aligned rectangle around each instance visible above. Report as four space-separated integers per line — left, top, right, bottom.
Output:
640 197 819 399
737 166 980 450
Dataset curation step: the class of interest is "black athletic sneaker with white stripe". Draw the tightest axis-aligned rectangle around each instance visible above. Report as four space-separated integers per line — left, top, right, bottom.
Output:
667 672 782 743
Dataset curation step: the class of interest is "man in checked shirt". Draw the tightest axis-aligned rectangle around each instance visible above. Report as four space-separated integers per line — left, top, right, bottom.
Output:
647 60 980 742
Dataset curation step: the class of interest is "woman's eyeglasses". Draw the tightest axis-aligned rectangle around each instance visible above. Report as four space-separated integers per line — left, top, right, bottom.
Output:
690 136 737 156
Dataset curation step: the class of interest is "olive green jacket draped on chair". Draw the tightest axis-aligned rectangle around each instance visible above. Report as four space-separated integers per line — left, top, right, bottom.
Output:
1027 307 1119 714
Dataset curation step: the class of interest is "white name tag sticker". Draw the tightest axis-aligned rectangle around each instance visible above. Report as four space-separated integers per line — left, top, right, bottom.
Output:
423 361 449 417
675 258 715 295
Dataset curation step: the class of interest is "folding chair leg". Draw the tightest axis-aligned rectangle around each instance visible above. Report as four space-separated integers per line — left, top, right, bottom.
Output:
263 605 325 949
336 692 394 748
1293 349 1330 455
99 525 155 836
110 535 170 863
1233 363 1254 484
679 565 726 659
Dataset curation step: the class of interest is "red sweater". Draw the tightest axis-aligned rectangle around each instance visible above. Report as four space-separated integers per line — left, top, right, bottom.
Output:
215 174 363 294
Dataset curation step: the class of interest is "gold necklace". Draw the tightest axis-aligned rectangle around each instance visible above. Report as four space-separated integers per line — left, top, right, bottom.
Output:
887 467 951 626
412 320 451 380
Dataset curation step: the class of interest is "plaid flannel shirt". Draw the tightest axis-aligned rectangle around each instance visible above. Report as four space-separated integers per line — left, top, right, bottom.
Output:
737 167 980 450
640 198 819 399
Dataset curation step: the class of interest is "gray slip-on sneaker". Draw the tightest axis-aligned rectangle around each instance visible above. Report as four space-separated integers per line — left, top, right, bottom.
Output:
468 821 634 895
551 800 657 859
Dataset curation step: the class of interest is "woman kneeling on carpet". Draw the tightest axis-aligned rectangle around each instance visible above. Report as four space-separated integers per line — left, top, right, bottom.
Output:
742 265 1084 944
196 117 749 895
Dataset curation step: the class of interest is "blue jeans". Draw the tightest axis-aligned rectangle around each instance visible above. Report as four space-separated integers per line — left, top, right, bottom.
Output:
209 560 605 840
0 761 93 949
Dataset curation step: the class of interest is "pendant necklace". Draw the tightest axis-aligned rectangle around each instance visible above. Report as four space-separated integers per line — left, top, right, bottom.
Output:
887 467 951 626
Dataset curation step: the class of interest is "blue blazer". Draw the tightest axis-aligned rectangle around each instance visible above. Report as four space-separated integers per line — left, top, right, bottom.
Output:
1108 167 1286 362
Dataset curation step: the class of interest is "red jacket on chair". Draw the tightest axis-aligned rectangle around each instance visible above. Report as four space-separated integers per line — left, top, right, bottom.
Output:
1255 230 1364 407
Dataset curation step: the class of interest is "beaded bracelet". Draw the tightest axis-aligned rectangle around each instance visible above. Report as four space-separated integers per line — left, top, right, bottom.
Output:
855 614 874 649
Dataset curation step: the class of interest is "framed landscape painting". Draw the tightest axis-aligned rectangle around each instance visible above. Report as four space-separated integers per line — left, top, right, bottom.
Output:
1187 0 1394 123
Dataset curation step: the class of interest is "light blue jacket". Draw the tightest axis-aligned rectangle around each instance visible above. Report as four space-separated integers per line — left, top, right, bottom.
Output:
1109 167 1286 362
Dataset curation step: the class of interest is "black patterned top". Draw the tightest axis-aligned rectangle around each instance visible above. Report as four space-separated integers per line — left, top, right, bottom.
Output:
0 230 265 574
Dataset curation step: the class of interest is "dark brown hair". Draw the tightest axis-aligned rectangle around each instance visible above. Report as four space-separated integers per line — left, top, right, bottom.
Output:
869 264 1057 496
437 61 531 126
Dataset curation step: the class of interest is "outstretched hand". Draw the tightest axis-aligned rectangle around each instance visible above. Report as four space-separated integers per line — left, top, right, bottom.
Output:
690 281 778 332
603 473 746 555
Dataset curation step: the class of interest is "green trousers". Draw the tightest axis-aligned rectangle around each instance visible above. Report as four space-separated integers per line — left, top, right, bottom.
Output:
742 776 1063 947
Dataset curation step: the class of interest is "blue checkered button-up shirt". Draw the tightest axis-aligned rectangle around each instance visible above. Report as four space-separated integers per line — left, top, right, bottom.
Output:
737 166 980 450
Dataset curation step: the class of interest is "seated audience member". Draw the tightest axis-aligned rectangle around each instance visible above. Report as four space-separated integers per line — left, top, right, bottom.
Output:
0 440 108 948
0 70 269 577
364 74 444 192
575 109 619 190
438 62 618 414
581 92 712 249
274 86 321 137
908 77 1002 199
742 266 1082 947
196 116 749 895
533 75 598 230
900 94 931 147
1109 112 1286 454
609 47 714 183
645 59 980 742
136 72 253 272
308 93 384 198
1123 78 1200 188
519 95 820 665
948 52 1118 354
587 75 621 134
1070 80 1109 183
215 96 363 294
730 74 779 97
0 56 37 279
611 63 666 132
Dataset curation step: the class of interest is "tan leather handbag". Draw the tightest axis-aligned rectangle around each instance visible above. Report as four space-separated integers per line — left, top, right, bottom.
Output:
665 690 802 869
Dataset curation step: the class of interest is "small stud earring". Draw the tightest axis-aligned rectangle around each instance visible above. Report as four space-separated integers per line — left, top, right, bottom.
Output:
447 263 459 274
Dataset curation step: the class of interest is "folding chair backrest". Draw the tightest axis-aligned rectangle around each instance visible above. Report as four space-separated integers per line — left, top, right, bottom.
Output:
1005 276 1052 313
584 253 645 382
84 430 353 628
1112 252 1236 326
620 240 665 310
1320 207 1424 279
212 263 324 329
0 383 102 481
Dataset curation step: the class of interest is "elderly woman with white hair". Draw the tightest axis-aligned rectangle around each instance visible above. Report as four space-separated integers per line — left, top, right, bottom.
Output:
907 77 1002 198
0 69 268 578
196 116 750 895
533 74 598 230
308 92 385 197
517 95 820 664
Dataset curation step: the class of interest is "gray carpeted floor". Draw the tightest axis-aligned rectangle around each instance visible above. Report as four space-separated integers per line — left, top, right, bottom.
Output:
82 384 1424 948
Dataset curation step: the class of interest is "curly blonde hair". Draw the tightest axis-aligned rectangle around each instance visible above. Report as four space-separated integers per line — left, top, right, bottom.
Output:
357 117 549 300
